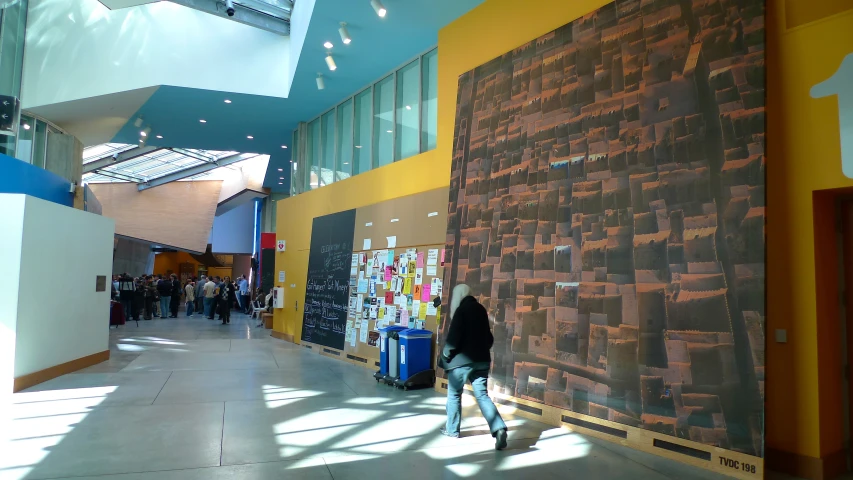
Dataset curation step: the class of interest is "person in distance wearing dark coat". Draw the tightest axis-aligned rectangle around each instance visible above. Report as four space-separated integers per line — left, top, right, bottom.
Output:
439 283 508 450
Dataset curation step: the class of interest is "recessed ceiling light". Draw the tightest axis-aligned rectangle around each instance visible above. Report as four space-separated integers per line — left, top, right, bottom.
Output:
278 182 283 185
278 168 283 171
386 130 392 133
156 135 163 139
343 162 349 165
323 41 333 49
199 119 207 123
355 145 362 148
280 177 284 180
281 145 288 149
247 135 254 139
22 123 30 130
405 105 412 110
224 99 232 104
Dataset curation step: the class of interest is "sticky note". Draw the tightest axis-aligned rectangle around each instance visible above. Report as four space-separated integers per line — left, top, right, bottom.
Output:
417 252 425 268
419 302 428 320
421 284 431 302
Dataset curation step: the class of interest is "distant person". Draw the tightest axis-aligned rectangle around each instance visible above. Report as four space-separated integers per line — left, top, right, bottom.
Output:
144 276 157 320
439 284 507 451
169 274 181 318
156 274 172 319
133 277 145 321
185 279 195 317
219 276 237 325
195 275 207 315
238 275 249 313
204 276 217 319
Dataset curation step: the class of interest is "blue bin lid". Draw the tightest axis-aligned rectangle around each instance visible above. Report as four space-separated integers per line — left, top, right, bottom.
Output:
398 328 433 339
378 325 407 335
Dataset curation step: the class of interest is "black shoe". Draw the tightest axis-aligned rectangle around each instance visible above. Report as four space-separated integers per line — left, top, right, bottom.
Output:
439 428 459 438
495 428 507 450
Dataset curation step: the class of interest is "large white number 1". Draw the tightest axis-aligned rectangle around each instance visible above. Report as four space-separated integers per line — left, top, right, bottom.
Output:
811 54 853 178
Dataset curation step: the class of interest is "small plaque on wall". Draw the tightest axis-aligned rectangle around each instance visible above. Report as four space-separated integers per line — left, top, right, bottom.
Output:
95 275 107 292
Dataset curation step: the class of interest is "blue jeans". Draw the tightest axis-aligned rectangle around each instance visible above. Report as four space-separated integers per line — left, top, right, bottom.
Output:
159 296 171 318
445 364 506 436
204 297 214 317
186 301 194 317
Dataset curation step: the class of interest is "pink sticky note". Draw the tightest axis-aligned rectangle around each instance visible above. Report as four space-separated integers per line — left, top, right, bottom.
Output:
401 309 409 327
416 252 425 268
385 266 392 282
421 284 431 302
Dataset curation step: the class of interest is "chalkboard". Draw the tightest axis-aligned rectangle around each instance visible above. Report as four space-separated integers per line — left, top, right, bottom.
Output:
300 209 356 349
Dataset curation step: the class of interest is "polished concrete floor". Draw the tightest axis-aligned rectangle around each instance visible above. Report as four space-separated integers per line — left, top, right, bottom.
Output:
2 313 749 480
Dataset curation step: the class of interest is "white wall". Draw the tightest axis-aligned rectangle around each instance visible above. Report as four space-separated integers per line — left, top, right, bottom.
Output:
12 196 115 378
287 0 315 94
22 0 291 109
0 195 26 398
210 201 255 254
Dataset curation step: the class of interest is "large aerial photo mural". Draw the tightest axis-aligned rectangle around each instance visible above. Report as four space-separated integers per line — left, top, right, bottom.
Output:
440 0 765 456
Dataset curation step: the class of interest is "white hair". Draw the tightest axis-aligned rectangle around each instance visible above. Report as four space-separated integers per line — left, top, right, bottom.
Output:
449 283 472 319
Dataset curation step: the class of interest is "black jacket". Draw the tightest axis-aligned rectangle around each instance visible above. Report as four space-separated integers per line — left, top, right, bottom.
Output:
156 279 173 296
441 296 493 370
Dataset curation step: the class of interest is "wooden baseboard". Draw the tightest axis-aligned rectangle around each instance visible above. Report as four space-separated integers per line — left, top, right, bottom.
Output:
13 350 110 392
766 447 849 480
434 383 763 480
270 330 294 343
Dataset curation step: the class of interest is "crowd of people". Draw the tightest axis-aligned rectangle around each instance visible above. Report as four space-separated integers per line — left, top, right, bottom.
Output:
113 273 272 326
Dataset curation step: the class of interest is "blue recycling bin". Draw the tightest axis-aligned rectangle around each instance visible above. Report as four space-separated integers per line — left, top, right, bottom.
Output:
395 329 435 389
373 325 407 383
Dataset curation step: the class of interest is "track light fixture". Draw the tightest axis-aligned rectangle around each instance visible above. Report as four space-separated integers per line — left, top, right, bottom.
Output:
370 0 386 17
325 52 337 71
140 127 151 137
316 73 325 90
339 22 351 44
133 117 144 128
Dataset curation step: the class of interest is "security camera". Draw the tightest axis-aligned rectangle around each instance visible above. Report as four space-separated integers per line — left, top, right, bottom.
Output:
225 0 235 16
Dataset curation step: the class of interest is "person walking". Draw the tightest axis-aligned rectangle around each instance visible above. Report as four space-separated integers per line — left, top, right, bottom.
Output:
195 275 207 316
237 275 249 313
439 284 508 450
219 276 237 325
204 276 217 319
157 274 172 319
185 279 195 317
169 274 181 318
144 276 156 320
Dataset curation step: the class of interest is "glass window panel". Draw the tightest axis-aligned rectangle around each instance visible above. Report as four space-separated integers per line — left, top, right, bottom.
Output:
353 89 372 174
307 118 320 189
395 59 420 160
16 114 34 164
32 120 47 169
336 99 353 181
421 48 438 152
321 110 335 184
372 75 394 168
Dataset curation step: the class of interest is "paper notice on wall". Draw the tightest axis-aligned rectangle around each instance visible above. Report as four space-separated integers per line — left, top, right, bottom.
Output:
403 277 413 295
345 320 353 343
415 268 424 285
356 294 364 313
400 309 409 327
350 267 357 277
427 249 439 266
412 300 421 317
377 305 384 319
385 266 392 282
352 254 359 267
350 326 358 347
396 293 406 308
386 236 397 248
357 279 368 294
440 249 445 266
408 261 417 277
416 252 425 268
369 280 376 297
363 238 372 250
385 291 394 305
418 302 428 320
426 304 437 316
386 305 396 323
421 284 431 302
360 320 369 342
369 305 378 319
426 266 437 276
398 261 408 276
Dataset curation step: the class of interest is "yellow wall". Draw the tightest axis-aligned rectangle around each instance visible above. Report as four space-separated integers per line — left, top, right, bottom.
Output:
275 0 853 469
152 252 196 276
766 0 853 466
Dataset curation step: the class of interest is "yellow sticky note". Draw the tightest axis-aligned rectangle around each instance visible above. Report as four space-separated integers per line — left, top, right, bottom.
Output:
378 307 384 319
403 277 413 295
436 306 441 324
419 302 428 320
